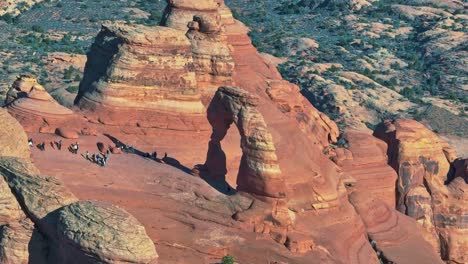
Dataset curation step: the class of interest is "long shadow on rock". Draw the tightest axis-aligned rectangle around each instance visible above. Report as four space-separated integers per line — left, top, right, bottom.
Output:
194 163 237 196
103 133 193 174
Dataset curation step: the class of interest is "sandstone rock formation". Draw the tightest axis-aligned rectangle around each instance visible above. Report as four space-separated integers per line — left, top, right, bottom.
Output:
204 86 285 198
375 119 468 263
0 108 30 161
201 87 380 264
349 192 445 264
5 75 83 133
159 0 338 146
161 0 222 31
0 110 158 263
57 201 157 264
75 23 208 131
333 131 397 206
186 15 235 97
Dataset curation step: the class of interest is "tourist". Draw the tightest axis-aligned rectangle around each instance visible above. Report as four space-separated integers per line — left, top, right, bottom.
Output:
28 138 33 147
86 151 90 161
91 154 96 163
57 140 62 150
152 151 157 160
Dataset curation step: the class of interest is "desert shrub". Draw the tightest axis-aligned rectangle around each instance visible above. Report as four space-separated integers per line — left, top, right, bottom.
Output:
221 255 235 264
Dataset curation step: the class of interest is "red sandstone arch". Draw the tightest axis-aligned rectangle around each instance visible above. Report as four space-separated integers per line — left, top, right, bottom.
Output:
204 86 286 198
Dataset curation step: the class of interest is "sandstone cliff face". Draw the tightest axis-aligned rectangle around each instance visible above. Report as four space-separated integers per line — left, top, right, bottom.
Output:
334 131 397 207
375 119 467 264
186 15 235 97
75 23 208 131
0 110 158 263
5 75 84 134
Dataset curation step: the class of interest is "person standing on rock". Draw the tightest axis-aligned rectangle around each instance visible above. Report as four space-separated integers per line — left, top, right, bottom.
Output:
57 140 62 150
86 151 90 161
28 138 33 147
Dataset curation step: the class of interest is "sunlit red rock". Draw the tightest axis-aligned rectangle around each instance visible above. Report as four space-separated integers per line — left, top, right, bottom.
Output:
74 23 208 131
375 119 468 263
5 75 84 133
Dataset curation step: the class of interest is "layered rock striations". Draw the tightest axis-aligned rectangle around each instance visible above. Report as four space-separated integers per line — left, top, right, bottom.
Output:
186 15 235 97
75 23 208 131
375 119 467 263
5 75 84 134
0 110 157 263
204 86 285 198
161 0 339 147
202 86 380 264
333 131 397 206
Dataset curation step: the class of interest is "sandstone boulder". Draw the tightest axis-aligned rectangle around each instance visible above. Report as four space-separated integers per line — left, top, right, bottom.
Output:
57 201 158 264
0 176 24 226
55 127 79 139
0 109 30 161
0 218 48 264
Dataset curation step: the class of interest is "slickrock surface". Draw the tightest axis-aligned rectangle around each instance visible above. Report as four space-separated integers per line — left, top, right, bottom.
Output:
333 131 397 206
0 110 158 263
57 201 157 264
5 75 83 133
349 193 445 264
75 23 208 131
186 15 235 97
375 119 468 264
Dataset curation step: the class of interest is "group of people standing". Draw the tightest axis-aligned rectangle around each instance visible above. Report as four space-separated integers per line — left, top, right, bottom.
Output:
29 138 63 151
86 150 110 167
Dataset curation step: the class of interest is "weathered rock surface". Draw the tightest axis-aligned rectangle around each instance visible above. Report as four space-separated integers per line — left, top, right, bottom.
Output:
0 218 48 264
375 119 468 263
219 4 339 148
333 131 397 206
202 86 380 264
5 75 83 133
205 86 285 198
57 201 157 264
0 109 158 263
75 23 208 131
161 0 222 31
349 193 444 264
186 15 235 97
0 108 30 161
0 176 24 226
